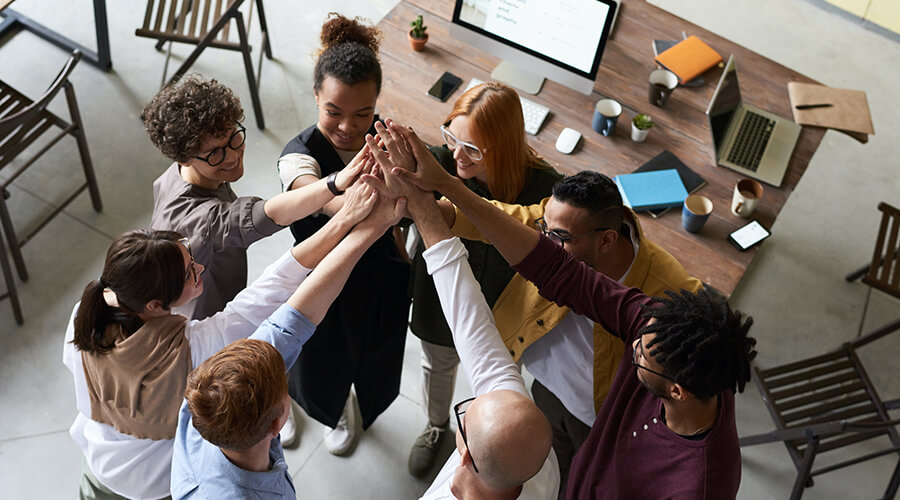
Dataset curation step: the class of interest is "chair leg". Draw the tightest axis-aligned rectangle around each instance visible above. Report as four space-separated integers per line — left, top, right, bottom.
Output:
857 286 873 338
845 263 870 282
790 435 819 500
0 191 27 282
235 12 265 129
64 83 102 212
255 0 273 59
885 458 900 500
0 227 23 325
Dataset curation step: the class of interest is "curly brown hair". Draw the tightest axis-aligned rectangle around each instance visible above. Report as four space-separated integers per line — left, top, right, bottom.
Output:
141 76 244 163
313 13 382 95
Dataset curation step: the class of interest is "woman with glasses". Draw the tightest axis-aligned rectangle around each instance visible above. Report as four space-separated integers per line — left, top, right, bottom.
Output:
406 82 562 478
274 13 411 457
143 76 364 324
63 186 378 500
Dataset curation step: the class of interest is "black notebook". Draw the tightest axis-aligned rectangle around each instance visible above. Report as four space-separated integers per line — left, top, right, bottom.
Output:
633 150 706 218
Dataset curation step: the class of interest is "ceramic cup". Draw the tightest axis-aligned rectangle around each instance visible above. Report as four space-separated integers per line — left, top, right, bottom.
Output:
592 99 622 136
731 178 764 218
682 194 713 233
649 69 678 107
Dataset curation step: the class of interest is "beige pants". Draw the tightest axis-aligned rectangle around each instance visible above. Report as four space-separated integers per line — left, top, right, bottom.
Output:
420 339 460 426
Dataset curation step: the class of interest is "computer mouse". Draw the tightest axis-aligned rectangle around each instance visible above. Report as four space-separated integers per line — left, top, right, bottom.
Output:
555 127 582 154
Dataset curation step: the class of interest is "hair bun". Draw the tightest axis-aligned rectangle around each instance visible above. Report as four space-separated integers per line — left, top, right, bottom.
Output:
320 12 381 55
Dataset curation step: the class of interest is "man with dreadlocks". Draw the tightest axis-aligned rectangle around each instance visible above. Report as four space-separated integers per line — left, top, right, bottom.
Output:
383 123 758 500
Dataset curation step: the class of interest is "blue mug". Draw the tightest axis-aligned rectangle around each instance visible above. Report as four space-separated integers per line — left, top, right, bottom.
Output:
592 99 622 136
682 194 713 233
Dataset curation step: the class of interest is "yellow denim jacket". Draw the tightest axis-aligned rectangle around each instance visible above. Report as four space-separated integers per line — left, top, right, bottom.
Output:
451 198 703 413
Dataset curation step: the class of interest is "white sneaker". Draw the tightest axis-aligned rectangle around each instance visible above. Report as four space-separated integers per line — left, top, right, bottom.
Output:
279 399 300 449
323 392 360 456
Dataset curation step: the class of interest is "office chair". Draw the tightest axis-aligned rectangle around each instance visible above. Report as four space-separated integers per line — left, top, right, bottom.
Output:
0 49 103 285
135 0 272 129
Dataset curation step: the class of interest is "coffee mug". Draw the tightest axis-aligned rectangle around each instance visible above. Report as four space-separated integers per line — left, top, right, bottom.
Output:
592 99 622 136
648 69 678 107
682 194 713 233
731 178 764 218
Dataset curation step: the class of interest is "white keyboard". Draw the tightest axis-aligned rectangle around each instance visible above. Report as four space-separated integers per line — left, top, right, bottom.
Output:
465 78 549 135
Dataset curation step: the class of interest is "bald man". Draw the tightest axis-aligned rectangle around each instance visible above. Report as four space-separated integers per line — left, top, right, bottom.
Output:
365 151 559 499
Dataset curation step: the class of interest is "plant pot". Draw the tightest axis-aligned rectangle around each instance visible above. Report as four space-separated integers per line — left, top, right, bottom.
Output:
631 123 650 142
408 31 428 52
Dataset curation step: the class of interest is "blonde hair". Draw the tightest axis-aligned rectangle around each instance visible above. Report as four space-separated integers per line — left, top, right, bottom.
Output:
445 83 544 203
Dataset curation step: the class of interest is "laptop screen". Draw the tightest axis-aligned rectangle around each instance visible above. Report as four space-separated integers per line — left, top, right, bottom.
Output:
707 56 741 152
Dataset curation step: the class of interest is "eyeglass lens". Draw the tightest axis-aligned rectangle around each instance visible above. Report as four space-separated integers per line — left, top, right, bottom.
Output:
201 125 246 166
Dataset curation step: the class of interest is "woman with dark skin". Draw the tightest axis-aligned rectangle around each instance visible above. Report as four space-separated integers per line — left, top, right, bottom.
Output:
276 13 410 456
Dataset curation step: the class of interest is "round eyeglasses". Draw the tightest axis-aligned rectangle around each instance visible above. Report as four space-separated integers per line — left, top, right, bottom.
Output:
534 217 609 247
440 125 483 161
194 123 246 166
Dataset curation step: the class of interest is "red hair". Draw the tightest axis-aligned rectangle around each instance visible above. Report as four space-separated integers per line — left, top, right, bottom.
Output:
445 83 545 202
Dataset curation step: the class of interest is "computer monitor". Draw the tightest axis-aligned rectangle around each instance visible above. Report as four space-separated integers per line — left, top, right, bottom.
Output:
450 0 619 95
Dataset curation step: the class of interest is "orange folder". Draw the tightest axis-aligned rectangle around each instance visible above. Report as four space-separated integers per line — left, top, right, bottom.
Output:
654 36 722 85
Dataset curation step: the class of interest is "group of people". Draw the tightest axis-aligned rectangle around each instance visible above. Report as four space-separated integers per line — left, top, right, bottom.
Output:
62 11 758 500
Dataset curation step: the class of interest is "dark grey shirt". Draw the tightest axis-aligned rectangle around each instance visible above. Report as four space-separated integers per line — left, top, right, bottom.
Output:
151 163 282 320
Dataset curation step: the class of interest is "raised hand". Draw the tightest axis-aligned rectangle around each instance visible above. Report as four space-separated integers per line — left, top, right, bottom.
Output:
375 119 415 172
357 189 408 234
335 182 378 226
389 126 455 193
335 145 371 192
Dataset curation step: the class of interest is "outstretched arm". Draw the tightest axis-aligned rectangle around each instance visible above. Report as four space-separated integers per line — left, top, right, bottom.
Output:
288 192 407 325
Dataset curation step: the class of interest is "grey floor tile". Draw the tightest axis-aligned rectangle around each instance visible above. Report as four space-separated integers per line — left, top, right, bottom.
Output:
0 431 84 498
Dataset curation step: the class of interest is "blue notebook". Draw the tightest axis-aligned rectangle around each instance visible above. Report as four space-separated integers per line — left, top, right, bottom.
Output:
614 169 688 212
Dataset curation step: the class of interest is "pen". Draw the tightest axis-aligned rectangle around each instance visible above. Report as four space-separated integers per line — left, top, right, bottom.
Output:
795 103 833 110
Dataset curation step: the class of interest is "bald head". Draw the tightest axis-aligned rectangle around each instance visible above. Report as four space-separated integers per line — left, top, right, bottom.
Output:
465 390 552 490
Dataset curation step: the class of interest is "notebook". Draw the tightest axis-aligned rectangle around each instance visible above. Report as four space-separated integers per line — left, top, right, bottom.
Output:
654 35 722 85
787 82 874 144
633 151 706 217
705 55 801 187
652 40 704 87
614 169 688 212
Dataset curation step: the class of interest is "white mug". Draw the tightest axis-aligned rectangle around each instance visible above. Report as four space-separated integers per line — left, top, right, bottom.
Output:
731 178 764 218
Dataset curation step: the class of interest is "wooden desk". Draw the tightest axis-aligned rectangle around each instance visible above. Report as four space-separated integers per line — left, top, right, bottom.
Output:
375 0 825 296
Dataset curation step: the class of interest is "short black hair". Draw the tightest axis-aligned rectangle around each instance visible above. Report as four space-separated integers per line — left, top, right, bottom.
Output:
551 171 625 234
641 288 756 401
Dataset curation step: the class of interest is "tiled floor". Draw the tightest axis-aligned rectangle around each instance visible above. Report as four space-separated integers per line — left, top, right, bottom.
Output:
0 0 898 498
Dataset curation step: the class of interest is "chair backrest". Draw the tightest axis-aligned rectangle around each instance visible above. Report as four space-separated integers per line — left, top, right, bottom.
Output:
0 50 81 138
138 0 247 43
863 202 900 300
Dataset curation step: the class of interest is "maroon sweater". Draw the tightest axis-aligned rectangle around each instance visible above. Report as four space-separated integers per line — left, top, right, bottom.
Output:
514 236 741 500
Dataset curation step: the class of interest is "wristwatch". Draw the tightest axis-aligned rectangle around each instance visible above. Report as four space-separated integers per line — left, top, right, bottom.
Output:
326 172 344 196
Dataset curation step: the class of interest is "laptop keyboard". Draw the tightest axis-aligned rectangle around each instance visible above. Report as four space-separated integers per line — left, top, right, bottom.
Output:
727 111 776 172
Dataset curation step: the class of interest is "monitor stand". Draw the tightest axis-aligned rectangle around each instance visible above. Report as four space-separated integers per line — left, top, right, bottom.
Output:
491 61 544 95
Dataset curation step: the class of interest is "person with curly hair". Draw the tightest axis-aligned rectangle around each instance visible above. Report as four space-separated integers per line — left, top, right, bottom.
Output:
406 82 561 478
275 13 409 456
377 127 758 499
144 76 365 326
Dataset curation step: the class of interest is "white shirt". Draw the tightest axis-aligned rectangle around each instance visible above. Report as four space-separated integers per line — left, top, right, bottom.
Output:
518 220 641 426
420 237 560 499
62 250 310 500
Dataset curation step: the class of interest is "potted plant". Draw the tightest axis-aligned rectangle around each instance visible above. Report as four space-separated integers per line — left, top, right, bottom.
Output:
408 14 428 51
631 113 654 142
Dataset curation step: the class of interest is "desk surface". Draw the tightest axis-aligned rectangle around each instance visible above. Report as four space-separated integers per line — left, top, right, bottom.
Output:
376 0 825 296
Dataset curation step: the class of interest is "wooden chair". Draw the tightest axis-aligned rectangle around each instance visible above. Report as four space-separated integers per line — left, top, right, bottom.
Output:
739 325 900 499
135 0 272 129
0 49 103 284
846 202 900 338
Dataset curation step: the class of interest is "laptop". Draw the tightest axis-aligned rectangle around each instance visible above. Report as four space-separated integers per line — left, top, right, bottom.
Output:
705 55 801 187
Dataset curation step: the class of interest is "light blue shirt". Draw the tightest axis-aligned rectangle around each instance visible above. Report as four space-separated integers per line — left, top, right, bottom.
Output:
170 304 316 499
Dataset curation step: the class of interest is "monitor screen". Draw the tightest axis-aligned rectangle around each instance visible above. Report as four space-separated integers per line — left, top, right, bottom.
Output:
707 57 741 150
452 0 617 94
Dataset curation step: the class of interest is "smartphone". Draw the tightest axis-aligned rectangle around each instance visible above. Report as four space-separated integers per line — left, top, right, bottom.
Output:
728 220 771 251
427 71 463 102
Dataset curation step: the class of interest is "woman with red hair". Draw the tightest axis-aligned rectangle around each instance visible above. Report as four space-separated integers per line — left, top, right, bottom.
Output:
407 82 561 477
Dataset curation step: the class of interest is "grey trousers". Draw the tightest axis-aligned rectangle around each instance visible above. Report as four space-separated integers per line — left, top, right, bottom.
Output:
420 339 460 426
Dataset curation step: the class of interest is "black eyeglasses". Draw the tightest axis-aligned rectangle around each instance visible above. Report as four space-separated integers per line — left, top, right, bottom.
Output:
454 397 479 473
534 217 608 247
178 237 199 285
632 339 676 383
194 123 246 166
